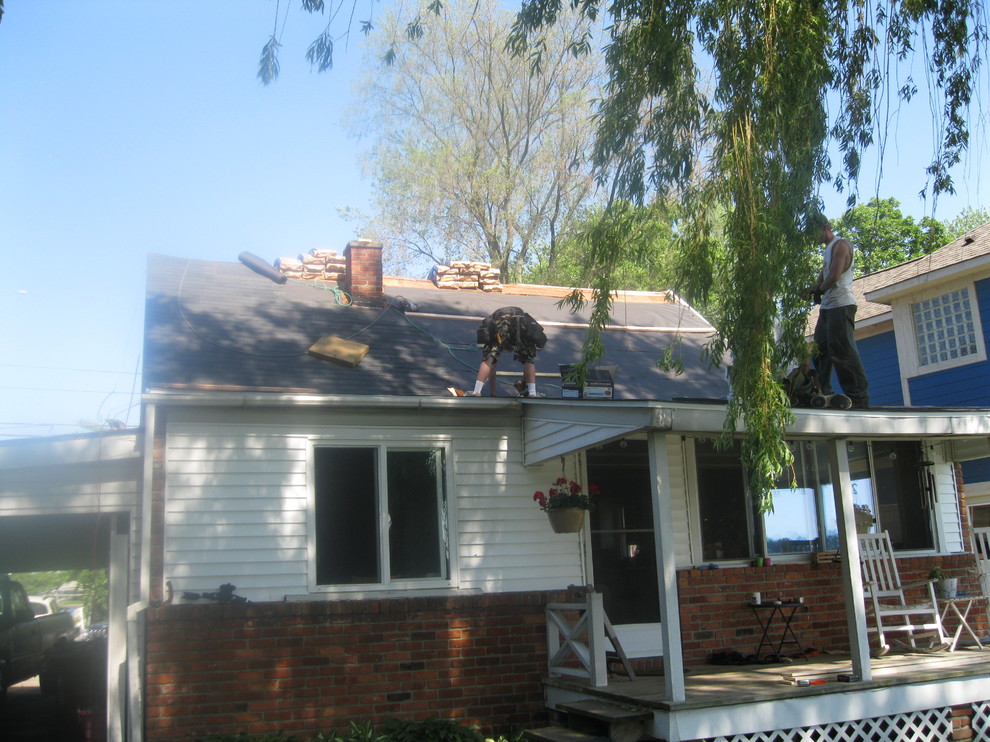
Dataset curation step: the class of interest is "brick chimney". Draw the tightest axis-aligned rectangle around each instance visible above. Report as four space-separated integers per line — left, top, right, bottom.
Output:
343 239 385 307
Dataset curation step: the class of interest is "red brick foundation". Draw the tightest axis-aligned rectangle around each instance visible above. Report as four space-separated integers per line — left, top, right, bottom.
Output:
144 591 561 740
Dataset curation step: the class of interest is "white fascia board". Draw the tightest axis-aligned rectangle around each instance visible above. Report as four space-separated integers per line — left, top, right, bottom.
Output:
865 254 990 303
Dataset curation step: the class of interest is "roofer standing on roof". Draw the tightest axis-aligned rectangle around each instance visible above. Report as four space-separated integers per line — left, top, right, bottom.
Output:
808 216 870 409
468 307 547 397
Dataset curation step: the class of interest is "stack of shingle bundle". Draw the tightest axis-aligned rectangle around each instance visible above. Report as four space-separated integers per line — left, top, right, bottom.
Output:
276 249 347 282
478 265 501 292
311 249 347 282
432 261 503 292
275 256 305 279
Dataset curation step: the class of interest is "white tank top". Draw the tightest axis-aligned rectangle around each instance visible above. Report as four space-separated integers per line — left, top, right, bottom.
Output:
821 236 856 309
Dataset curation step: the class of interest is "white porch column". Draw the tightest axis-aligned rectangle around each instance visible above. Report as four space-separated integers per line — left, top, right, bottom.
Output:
647 432 685 702
108 513 130 742
827 439 872 681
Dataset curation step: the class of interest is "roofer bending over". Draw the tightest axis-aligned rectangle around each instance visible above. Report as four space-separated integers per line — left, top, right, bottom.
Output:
468 306 547 397
808 215 869 409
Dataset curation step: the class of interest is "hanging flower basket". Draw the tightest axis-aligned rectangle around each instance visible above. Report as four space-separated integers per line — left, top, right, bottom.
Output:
546 507 586 533
533 477 596 534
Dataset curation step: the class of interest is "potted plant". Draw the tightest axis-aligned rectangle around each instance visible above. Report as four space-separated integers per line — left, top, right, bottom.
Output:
928 564 958 599
533 477 596 533
853 504 875 534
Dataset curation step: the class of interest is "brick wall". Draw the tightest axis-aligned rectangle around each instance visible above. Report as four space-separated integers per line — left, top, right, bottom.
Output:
677 553 985 665
144 591 562 740
343 240 384 307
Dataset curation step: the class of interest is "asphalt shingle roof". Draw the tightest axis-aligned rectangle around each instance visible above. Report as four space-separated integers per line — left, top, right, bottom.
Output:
143 253 728 401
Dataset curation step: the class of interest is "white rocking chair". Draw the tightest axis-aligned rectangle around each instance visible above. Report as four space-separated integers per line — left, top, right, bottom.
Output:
972 526 990 600
858 531 948 654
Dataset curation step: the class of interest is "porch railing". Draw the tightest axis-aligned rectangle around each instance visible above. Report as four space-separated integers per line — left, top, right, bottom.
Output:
547 590 608 686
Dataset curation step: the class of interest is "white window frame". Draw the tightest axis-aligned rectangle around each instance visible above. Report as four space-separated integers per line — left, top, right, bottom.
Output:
892 282 987 383
307 435 455 594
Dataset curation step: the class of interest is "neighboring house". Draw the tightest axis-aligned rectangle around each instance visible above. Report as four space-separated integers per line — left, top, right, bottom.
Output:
2 240 990 742
811 221 990 525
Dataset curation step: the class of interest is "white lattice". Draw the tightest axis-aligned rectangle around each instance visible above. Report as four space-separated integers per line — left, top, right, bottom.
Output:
973 701 990 740
707 707 951 742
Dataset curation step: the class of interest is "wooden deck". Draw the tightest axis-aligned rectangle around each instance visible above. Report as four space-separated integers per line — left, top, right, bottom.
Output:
544 647 990 740
549 646 990 710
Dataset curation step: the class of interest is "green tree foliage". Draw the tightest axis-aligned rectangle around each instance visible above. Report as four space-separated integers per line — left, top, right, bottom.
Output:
945 206 990 240
349 0 607 280
10 569 108 622
510 0 986 510
833 198 947 276
525 201 679 290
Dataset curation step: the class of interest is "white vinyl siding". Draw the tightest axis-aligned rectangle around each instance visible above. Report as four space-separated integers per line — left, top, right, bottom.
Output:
164 429 311 600
453 432 584 591
163 414 586 602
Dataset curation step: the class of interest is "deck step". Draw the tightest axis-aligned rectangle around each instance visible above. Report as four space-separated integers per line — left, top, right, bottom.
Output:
524 725 611 742
557 700 653 742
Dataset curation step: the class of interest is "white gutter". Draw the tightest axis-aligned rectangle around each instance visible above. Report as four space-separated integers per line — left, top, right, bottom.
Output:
142 390 523 413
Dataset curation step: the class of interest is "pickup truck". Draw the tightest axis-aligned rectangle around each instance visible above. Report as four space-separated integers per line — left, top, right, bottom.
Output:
0 575 76 700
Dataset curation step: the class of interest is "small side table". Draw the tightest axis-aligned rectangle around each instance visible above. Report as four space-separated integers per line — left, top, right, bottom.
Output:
750 601 808 661
939 595 988 651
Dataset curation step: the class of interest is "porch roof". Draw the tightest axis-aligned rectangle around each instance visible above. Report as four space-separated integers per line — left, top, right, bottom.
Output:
521 399 990 465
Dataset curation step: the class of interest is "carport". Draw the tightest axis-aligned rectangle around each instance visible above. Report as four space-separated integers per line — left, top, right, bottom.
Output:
0 430 143 742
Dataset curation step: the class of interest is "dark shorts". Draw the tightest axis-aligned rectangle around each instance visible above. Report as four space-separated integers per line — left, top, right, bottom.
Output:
483 312 538 365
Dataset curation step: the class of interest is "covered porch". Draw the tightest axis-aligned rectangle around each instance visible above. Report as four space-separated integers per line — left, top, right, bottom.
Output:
523 399 990 740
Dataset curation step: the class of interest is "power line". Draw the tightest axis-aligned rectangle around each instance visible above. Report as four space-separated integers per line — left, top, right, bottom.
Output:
0 386 138 395
0 363 139 376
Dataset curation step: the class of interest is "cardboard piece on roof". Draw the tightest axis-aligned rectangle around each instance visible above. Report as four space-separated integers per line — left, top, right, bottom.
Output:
309 335 370 367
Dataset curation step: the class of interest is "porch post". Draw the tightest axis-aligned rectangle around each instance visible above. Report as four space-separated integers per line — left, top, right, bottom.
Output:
647 432 686 702
827 439 872 681
108 513 130 742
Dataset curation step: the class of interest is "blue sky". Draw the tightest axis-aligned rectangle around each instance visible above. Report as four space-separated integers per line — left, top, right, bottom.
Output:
0 1 986 440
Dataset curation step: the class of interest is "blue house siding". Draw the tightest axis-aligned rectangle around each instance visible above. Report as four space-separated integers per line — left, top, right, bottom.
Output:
908 359 990 406
963 458 990 491
858 330 904 405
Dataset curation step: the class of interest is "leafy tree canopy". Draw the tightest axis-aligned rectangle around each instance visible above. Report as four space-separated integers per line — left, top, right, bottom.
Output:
945 206 990 240
525 200 679 290
347 0 607 281
833 198 948 276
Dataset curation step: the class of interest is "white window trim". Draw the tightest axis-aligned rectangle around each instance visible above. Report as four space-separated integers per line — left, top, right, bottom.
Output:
306 434 457 594
891 281 987 402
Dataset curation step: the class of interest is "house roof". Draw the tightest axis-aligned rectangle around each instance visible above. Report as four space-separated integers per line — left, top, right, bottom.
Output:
143 253 728 401
807 220 990 331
